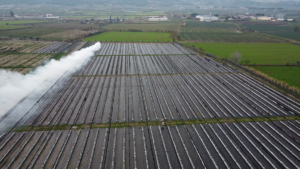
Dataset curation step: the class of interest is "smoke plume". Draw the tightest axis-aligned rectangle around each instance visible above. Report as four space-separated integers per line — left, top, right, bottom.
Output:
0 42 101 119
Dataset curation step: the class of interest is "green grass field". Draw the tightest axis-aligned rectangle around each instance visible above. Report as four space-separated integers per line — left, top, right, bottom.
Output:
105 23 181 32
181 28 280 43
0 20 50 30
252 66 300 89
83 32 172 42
188 43 300 65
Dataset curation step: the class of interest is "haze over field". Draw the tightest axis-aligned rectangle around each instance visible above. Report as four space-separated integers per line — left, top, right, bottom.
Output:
1 0 300 7
0 42 101 118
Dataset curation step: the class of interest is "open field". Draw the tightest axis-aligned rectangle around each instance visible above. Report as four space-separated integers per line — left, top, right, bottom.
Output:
181 28 281 42
0 43 300 168
188 43 300 65
105 23 181 32
252 66 300 89
83 32 172 42
34 22 100 30
1 122 300 168
0 40 53 53
0 20 50 30
0 27 65 40
241 24 300 42
3 43 298 126
0 27 98 41
0 53 53 74
0 40 85 74
185 21 237 29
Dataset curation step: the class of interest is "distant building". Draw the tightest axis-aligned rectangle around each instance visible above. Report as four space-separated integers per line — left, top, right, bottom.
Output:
190 13 198 18
148 17 168 21
15 14 44 19
196 15 219 22
44 14 60 20
256 16 275 21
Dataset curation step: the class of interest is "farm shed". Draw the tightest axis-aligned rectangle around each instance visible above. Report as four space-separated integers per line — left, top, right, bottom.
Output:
148 17 168 21
256 16 275 21
196 15 219 22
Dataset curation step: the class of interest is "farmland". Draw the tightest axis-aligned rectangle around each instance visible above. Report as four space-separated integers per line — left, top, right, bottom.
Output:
0 20 50 30
252 66 300 89
105 23 181 32
188 43 300 65
0 43 299 168
180 28 281 42
0 27 98 41
0 27 65 39
240 24 300 42
34 22 100 30
83 32 172 42
185 21 237 29
0 40 86 74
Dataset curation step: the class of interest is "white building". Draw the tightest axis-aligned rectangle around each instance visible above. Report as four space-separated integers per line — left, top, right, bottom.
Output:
256 16 275 21
196 15 219 22
148 17 168 21
44 14 60 19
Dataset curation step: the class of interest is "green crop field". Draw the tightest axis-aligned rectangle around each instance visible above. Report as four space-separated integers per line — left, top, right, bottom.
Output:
181 28 280 43
105 23 181 32
188 43 300 65
185 21 237 29
252 66 300 89
0 20 50 30
241 24 300 42
83 32 172 42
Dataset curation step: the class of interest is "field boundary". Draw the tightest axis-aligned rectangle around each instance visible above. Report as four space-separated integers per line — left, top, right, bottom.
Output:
11 115 300 132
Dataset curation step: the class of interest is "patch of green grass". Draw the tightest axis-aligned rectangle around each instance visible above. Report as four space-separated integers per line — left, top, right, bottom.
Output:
188 43 300 65
0 20 50 30
83 32 172 42
252 66 300 89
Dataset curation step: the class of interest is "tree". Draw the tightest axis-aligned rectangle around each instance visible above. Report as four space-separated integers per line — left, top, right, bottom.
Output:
10 11 14 17
169 31 177 42
294 25 299 32
229 51 242 64
198 47 206 55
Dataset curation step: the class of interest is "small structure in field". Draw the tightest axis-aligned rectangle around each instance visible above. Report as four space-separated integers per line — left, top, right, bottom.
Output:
148 16 168 21
196 15 219 22
255 16 275 21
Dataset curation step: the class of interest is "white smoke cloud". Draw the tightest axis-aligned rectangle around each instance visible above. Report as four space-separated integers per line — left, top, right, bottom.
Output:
0 42 101 119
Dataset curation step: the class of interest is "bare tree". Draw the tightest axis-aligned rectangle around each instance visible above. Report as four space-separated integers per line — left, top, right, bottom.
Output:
230 51 242 64
169 31 177 42
198 47 206 55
